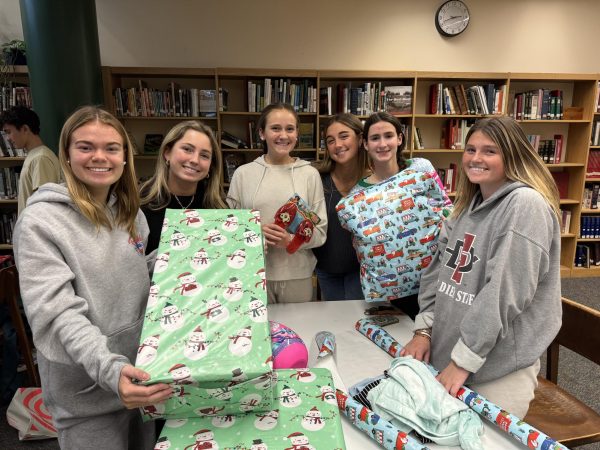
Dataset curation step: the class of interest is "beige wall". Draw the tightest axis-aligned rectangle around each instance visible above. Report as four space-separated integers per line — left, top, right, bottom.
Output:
4 0 600 73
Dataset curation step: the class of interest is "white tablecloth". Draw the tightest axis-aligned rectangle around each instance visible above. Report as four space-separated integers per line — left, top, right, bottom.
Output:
268 300 524 450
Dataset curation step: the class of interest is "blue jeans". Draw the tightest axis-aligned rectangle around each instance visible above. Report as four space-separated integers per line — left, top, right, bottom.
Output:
316 269 363 301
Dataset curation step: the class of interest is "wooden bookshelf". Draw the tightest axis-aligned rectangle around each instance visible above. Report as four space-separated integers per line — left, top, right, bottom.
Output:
102 67 600 277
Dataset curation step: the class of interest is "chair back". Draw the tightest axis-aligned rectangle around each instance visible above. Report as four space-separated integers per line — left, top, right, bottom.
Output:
0 264 40 387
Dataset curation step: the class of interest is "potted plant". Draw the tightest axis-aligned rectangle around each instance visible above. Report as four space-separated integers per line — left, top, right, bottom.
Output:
1 39 27 66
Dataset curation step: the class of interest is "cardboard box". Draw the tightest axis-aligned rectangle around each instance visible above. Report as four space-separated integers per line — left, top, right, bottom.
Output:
136 209 273 419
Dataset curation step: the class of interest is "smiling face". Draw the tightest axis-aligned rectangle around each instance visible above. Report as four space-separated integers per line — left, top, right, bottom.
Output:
326 122 361 167
165 129 212 194
365 120 402 174
259 109 298 164
68 121 125 203
463 130 507 199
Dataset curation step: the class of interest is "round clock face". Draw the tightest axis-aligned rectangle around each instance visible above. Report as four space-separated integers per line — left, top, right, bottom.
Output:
435 0 470 37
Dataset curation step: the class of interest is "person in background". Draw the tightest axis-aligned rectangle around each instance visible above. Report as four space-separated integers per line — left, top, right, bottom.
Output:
355 111 437 318
313 113 369 300
227 102 327 303
0 106 61 215
401 116 561 417
13 106 171 450
140 120 227 254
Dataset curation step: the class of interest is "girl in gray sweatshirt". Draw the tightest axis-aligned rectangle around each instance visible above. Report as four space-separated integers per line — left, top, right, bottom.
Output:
14 106 171 450
401 116 562 418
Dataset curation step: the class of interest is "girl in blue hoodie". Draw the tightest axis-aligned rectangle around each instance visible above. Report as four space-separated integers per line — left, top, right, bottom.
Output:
401 116 561 417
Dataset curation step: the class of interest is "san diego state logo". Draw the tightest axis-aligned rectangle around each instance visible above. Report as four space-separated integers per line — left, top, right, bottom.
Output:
444 233 479 284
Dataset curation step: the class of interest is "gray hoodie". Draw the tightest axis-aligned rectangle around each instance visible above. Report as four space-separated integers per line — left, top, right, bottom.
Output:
13 183 152 427
415 182 561 384
227 155 327 280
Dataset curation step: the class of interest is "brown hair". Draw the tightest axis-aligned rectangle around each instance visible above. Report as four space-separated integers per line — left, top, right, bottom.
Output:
363 111 407 169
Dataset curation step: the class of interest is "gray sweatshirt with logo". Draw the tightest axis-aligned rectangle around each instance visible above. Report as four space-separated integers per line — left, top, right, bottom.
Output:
414 181 561 384
13 183 152 428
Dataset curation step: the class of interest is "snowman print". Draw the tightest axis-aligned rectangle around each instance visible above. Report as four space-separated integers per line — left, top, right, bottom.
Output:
154 252 170 273
318 385 337 406
254 409 279 431
251 372 273 390
206 387 233 402
249 209 261 224
142 402 165 420
222 213 239 232
242 228 261 247
248 297 267 323
153 436 171 450
285 432 315 450
223 277 243 302
183 326 208 361
147 282 160 308
188 429 219 450
168 363 196 386
211 414 235 428
226 248 247 269
301 406 325 431
161 217 169 234
290 370 316 383
169 230 190 251
204 228 227 246
164 418 187 428
250 439 268 450
190 248 210 271
228 368 248 387
202 298 229 323
136 334 160 366
159 302 185 331
180 209 204 227
174 272 201 296
228 327 253 356
255 268 266 290
279 385 302 408
239 393 263 413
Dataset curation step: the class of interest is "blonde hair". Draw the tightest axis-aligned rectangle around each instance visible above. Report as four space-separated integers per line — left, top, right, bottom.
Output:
58 105 139 239
314 113 369 182
140 120 226 210
453 116 560 218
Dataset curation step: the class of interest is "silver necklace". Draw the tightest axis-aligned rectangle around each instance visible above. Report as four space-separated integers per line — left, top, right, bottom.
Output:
173 194 195 209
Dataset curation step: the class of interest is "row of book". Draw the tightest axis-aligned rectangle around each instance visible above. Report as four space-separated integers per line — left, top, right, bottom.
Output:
527 134 564 164
0 130 25 157
512 89 563 120
560 209 572 234
575 243 600 268
0 84 31 112
0 210 17 244
583 184 600 209
319 83 413 116
581 216 600 238
437 163 457 193
591 121 600 146
429 83 506 116
113 83 218 118
247 79 317 113
440 118 476 149
413 127 424 149
0 167 19 199
586 150 600 178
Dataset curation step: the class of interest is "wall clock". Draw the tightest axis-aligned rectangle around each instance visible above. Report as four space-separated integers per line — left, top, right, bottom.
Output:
435 0 470 37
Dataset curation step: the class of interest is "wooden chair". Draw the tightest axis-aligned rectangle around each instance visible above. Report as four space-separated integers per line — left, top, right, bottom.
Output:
524 297 600 447
0 264 40 387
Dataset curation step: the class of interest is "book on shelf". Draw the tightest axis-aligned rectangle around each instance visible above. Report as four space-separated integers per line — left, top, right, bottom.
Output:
143 134 164 155
579 216 600 239
221 130 249 149
413 126 424 150
199 89 217 117
587 150 600 177
591 120 600 146
560 209 572 234
384 86 412 115
319 87 332 115
218 87 228 112
0 167 19 199
551 171 569 199
298 123 314 149
0 210 18 244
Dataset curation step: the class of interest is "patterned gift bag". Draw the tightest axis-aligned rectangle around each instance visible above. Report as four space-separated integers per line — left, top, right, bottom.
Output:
155 368 346 449
337 163 452 302
136 209 274 419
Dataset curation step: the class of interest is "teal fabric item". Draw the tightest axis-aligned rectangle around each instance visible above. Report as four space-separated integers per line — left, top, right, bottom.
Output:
367 357 483 450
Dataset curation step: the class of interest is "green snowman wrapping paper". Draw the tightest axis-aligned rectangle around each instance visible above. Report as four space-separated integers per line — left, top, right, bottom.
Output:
154 368 346 450
136 209 274 420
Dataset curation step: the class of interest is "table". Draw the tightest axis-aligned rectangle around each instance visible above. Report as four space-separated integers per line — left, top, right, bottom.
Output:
268 300 524 450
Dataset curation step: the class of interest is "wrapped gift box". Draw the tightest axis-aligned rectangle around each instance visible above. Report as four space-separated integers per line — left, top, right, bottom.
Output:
337 163 452 302
136 209 273 419
155 368 346 449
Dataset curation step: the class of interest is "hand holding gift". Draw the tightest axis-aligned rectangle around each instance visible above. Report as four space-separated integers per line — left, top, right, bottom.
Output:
272 194 320 254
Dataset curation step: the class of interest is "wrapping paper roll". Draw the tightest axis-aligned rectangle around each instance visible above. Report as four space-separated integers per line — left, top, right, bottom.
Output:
355 318 569 450
336 389 430 450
